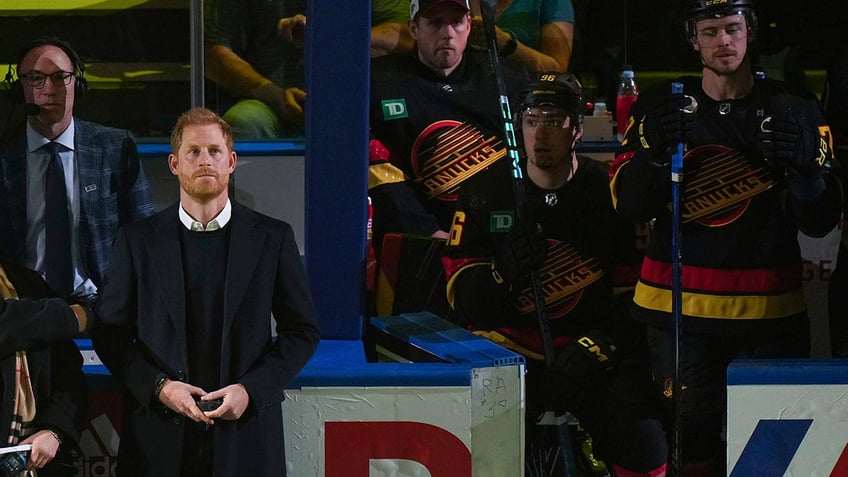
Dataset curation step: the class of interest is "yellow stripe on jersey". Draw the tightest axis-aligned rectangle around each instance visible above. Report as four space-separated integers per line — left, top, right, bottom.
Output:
444 261 491 309
608 159 631 211
633 280 806 319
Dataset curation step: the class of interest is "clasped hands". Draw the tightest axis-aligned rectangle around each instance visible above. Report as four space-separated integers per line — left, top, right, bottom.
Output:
157 379 249 426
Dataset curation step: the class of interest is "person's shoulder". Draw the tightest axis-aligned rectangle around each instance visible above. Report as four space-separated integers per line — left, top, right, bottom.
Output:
757 77 819 102
76 118 129 135
75 119 131 142
123 206 173 235
464 49 495 75
576 155 610 176
233 201 294 232
574 155 613 191
371 53 412 80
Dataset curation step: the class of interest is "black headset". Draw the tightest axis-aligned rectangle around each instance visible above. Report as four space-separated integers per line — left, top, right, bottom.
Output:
4 37 88 105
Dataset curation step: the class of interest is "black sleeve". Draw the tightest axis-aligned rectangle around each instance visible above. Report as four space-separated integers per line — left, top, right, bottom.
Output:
34 339 87 443
370 181 442 240
609 83 677 223
0 260 79 355
0 298 79 355
451 263 517 329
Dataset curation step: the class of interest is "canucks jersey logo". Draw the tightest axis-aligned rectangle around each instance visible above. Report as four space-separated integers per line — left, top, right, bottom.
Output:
515 240 604 319
411 120 506 201
681 144 776 227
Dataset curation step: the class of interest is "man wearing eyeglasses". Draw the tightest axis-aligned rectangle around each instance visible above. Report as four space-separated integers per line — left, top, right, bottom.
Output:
0 37 156 306
610 1 841 474
442 72 668 476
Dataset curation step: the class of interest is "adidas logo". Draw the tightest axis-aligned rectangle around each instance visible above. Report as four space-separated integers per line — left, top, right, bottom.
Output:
77 413 119 476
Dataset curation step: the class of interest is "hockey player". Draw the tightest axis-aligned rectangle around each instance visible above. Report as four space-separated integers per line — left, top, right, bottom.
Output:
609 0 842 474
368 0 528 249
443 72 668 477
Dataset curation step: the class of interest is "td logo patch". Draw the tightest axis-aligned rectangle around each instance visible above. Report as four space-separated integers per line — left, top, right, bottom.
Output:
381 99 408 120
489 210 514 233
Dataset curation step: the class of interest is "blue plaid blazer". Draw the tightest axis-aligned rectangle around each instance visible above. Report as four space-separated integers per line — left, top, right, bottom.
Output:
0 118 156 290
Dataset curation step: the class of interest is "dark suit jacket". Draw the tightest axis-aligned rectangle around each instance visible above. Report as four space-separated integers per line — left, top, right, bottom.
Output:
91 201 321 477
0 119 157 291
0 258 87 452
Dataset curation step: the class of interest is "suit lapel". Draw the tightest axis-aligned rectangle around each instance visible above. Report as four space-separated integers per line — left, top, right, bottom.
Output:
223 203 264 333
149 207 187 354
74 120 99 262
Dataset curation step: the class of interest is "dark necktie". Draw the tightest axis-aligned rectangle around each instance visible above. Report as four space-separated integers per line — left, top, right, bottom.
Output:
43 142 73 297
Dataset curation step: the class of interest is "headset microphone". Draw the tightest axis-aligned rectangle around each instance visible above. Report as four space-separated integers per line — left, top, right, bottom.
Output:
24 103 40 116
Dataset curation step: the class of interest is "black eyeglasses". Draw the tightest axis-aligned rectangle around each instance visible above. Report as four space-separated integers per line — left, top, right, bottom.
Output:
19 70 74 88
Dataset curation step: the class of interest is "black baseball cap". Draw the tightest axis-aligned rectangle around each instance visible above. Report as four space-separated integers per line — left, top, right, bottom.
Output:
410 0 471 19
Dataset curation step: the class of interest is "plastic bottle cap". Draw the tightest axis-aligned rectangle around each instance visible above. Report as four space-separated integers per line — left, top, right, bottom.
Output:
621 70 634 79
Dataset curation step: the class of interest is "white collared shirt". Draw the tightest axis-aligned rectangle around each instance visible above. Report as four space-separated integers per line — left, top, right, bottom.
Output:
178 199 232 231
24 118 95 297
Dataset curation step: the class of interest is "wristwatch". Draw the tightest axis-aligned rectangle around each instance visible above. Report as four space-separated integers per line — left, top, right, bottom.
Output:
500 30 518 56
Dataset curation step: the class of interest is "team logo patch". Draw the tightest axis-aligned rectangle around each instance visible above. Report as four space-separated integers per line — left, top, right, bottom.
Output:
411 120 506 201
681 144 776 227
515 240 604 319
381 99 408 120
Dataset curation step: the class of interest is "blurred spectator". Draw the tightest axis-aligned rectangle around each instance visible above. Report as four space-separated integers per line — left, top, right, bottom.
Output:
373 0 574 72
1 256 87 476
468 0 574 73
204 0 307 138
371 0 415 58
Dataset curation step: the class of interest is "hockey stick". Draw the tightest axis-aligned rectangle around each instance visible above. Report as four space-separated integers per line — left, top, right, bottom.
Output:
669 81 685 476
478 1 577 475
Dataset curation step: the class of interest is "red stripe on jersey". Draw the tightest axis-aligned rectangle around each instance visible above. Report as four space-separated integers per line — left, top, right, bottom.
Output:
640 257 802 294
609 150 636 181
378 234 405 287
440 256 486 279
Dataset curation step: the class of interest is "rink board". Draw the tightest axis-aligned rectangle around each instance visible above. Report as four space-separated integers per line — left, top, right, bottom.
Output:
727 359 848 476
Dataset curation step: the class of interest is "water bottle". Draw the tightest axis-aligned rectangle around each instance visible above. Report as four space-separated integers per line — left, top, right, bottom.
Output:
593 101 608 117
616 68 638 141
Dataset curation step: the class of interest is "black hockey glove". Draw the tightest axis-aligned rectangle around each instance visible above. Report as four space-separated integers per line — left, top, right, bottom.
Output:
552 332 616 382
759 115 829 199
492 219 548 287
759 116 829 178
637 93 697 160
540 332 616 411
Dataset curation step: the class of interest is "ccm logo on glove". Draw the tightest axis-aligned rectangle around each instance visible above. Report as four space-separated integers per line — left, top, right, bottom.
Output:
577 336 610 362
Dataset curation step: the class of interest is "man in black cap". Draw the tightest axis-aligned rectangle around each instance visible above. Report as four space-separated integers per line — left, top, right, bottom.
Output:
368 0 529 250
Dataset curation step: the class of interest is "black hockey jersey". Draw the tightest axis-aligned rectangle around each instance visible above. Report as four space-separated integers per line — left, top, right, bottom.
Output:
610 76 841 333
